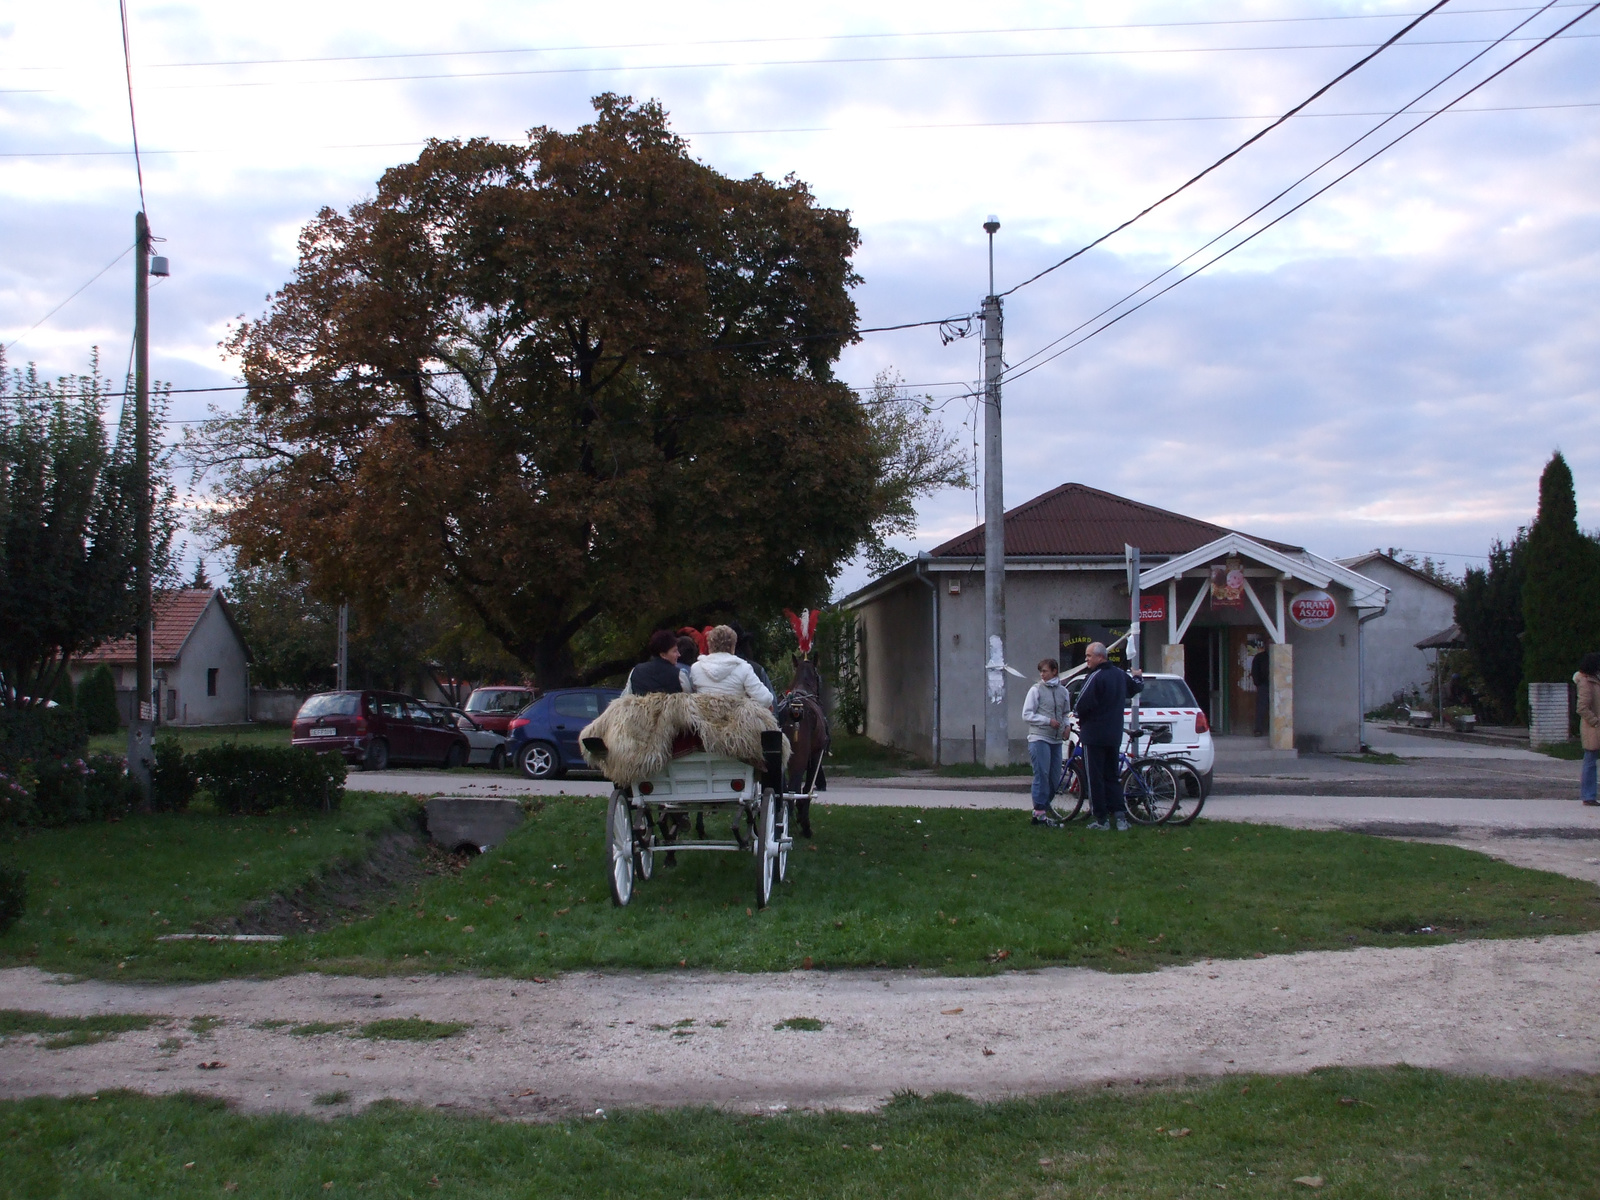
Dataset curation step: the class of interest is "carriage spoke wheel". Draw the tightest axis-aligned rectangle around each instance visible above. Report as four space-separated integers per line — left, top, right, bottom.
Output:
1121 760 1180 825
634 812 655 881
754 787 776 908
607 789 635 907
775 795 792 884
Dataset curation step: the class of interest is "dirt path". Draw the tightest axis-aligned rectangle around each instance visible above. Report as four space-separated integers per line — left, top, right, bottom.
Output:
4 928 1597 1118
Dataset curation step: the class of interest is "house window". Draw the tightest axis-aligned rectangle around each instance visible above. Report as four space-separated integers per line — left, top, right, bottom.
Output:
166 689 177 720
207 668 219 697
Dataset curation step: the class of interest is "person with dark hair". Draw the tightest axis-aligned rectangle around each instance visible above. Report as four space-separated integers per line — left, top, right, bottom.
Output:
1576 651 1600 806
736 631 776 709
626 630 684 696
1022 657 1069 826
1251 645 1271 736
675 635 699 692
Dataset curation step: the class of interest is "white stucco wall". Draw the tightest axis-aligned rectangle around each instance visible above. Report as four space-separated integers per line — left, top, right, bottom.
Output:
1348 558 1458 711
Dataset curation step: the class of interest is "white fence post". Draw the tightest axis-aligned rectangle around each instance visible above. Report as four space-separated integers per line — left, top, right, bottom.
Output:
1528 682 1571 747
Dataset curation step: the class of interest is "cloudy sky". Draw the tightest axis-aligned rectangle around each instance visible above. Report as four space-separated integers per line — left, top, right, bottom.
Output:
3 0 1597 594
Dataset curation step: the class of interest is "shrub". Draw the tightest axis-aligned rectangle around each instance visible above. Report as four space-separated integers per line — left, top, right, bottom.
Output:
0 861 24 935
0 706 87 774
74 664 122 736
83 753 140 820
191 743 346 815
1521 453 1600 709
149 737 196 813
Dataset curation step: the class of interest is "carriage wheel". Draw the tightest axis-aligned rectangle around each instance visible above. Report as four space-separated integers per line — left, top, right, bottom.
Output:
754 787 776 908
607 789 635 907
775 795 792 884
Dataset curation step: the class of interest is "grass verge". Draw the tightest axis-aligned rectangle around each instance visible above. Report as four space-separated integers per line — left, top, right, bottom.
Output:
5 796 1598 980
2 1068 1597 1197
0 792 416 981
1534 741 1585 761
0 1009 157 1050
358 1018 467 1041
824 733 925 777
86 722 291 757
1338 753 1407 766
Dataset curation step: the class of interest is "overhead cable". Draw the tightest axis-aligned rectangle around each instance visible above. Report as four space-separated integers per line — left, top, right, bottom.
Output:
997 0 1455 299
2 243 135 354
116 0 146 211
1003 2 1600 385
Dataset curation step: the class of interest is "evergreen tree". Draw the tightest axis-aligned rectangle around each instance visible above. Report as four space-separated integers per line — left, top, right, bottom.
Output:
74 664 121 735
1456 532 1527 724
1520 451 1600 694
190 559 212 589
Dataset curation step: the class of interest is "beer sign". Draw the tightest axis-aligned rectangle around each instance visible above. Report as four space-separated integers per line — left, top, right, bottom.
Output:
1289 589 1337 629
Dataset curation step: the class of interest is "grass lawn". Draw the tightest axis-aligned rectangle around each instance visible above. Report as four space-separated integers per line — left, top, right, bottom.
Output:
0 792 414 981
1534 741 1585 762
5 795 1597 981
3 1068 1597 1197
825 733 926 777
86 723 291 757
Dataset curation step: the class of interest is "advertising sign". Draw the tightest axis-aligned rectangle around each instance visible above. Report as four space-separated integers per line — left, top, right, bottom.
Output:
1289 589 1338 629
1209 557 1245 609
1139 594 1166 622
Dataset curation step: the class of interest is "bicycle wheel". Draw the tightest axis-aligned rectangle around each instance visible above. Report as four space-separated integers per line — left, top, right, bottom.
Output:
1165 761 1206 825
1121 759 1179 825
1049 758 1086 822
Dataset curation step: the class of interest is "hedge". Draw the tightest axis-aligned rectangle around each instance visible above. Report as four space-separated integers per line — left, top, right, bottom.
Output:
0 706 87 774
0 861 23 934
189 743 347 815
74 664 121 736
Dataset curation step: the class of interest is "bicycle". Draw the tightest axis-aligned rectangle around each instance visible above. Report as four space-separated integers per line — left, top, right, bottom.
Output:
1047 721 1179 826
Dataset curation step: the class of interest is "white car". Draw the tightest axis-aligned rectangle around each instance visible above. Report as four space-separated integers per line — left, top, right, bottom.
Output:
426 705 511 769
1067 671 1214 798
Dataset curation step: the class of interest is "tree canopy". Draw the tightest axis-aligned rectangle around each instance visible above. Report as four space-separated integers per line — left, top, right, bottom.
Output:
1520 451 1600 688
0 352 177 707
1456 531 1527 723
195 95 955 686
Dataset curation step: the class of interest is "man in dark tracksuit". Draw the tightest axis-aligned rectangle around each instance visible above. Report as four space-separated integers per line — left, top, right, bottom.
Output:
627 630 684 695
1073 641 1143 831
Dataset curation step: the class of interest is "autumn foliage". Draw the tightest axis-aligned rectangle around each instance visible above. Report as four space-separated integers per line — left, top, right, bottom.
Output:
199 97 887 685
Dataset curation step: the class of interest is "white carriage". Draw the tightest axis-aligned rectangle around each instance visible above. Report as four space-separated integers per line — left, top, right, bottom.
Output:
579 696 794 908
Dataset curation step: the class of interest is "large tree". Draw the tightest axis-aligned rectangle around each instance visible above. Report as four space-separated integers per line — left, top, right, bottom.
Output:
0 352 177 707
1520 451 1600 690
1455 531 1527 724
195 96 895 686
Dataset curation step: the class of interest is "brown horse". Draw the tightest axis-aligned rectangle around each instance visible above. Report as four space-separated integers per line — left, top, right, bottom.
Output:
777 655 829 838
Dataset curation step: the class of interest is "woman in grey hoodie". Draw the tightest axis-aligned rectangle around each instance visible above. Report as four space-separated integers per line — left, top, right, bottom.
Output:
1022 658 1071 826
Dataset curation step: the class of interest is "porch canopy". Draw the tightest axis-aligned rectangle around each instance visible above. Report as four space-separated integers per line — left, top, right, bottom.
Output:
1137 532 1388 646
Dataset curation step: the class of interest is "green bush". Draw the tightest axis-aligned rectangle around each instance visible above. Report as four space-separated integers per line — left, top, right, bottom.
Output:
149 737 196 813
74 664 122 736
0 706 87 774
0 861 24 934
191 743 346 815
83 753 139 820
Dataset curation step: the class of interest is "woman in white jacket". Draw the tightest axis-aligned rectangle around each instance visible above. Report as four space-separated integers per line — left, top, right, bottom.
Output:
690 625 774 705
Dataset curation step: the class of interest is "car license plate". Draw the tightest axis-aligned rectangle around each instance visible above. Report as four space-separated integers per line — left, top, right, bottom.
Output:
309 727 337 737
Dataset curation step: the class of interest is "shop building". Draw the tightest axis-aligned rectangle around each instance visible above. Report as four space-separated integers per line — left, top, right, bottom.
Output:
842 483 1389 763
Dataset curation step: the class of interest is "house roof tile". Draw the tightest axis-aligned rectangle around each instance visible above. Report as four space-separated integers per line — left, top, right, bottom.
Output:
75 589 245 666
929 482 1302 559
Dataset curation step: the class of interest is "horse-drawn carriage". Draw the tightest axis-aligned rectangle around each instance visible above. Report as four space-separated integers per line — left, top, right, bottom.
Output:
579 693 796 908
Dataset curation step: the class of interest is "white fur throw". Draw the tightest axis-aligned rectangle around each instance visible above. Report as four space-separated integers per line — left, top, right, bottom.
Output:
579 693 790 786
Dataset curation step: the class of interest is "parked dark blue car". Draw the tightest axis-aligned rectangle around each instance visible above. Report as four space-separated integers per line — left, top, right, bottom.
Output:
508 687 622 779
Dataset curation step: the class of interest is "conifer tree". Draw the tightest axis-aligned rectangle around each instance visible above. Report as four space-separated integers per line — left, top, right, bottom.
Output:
1520 452 1600 699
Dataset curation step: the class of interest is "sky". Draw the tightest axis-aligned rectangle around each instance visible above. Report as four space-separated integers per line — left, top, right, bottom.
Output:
2 0 1597 598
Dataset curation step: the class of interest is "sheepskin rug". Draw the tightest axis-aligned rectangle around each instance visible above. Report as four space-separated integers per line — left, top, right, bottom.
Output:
578 693 790 786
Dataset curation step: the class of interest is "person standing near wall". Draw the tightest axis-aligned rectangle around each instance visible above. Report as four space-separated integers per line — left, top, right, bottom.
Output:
1074 641 1143 831
1576 651 1600 806
1022 657 1070 827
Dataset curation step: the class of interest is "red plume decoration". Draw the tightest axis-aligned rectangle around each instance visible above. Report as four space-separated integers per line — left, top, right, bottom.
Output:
784 608 819 655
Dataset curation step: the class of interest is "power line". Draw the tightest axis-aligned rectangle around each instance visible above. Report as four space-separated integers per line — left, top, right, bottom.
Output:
1004 0 1565 379
998 0 1456 299
2 243 135 354
90 5 1594 71
116 0 146 212
10 27 1600 97
1004 2 1600 385
7 98 1597 160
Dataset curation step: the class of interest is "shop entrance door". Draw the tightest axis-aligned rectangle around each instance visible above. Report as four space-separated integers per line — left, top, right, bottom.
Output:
1182 626 1222 728
1228 627 1270 736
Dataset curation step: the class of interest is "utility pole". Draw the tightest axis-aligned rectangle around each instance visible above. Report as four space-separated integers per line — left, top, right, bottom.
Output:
336 603 349 691
126 211 154 805
981 215 1008 768
1126 544 1142 741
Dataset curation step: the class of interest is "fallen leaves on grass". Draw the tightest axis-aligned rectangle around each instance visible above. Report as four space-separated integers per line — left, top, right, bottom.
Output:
1294 1177 1324 1189
1169 1128 1191 1138
941 1008 964 1015
197 1061 225 1070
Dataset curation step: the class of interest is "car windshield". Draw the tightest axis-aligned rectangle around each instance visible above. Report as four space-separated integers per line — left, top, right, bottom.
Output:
297 693 360 720
466 690 531 713
1134 679 1199 708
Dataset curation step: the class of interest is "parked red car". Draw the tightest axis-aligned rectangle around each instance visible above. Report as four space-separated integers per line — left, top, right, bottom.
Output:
291 690 472 771
461 686 538 735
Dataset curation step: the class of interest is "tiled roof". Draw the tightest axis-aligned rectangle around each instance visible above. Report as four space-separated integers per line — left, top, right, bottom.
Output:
929 482 1302 559
75 589 237 666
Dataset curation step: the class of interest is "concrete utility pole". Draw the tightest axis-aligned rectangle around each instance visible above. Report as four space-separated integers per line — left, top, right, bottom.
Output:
981 215 1008 768
1126 544 1142 741
126 211 154 804
336 603 349 691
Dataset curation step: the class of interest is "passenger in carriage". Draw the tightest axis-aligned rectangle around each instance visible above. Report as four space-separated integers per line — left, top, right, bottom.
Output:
675 635 699 693
690 625 774 705
625 630 685 695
